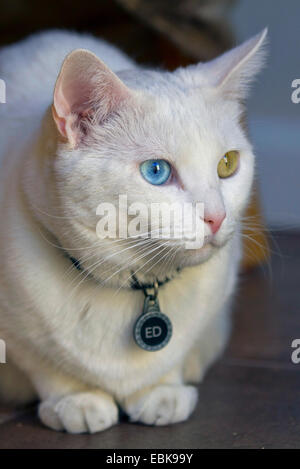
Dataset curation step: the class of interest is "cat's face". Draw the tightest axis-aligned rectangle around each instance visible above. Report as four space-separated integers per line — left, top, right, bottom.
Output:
47 30 267 287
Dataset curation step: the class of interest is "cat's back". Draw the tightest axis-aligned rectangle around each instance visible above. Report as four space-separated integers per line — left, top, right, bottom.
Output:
0 30 135 119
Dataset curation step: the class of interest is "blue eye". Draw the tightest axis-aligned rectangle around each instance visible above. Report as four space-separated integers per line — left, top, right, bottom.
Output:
140 159 171 185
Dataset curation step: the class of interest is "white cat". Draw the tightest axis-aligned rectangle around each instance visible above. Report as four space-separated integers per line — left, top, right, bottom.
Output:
0 29 267 433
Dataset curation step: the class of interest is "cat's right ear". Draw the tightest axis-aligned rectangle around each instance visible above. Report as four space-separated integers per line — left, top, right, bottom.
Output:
52 49 131 148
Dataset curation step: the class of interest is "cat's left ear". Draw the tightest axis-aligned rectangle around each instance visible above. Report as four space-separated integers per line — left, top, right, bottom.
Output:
183 28 268 100
52 49 131 148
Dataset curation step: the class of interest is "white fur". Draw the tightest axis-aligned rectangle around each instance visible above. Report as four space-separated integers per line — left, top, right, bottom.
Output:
0 29 266 433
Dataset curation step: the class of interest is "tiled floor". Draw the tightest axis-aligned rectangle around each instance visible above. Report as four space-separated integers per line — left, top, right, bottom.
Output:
0 232 299 449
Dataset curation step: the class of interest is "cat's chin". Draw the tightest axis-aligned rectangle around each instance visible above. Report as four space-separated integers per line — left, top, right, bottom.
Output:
178 243 215 268
177 232 233 269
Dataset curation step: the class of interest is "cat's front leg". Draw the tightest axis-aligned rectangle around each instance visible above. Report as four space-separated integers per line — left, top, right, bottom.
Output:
30 367 118 434
39 391 118 434
121 368 198 426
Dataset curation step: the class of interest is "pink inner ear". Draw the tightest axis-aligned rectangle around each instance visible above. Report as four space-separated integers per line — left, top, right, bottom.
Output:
59 78 94 115
52 49 131 147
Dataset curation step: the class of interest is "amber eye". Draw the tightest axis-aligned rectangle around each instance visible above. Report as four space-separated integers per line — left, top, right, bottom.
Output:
217 151 239 179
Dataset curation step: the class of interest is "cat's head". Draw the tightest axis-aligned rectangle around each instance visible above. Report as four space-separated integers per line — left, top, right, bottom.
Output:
40 29 267 287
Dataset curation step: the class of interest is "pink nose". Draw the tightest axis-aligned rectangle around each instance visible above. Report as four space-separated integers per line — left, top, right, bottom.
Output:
204 212 226 235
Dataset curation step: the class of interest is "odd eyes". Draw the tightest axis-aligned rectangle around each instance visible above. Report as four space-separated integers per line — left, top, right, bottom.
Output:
140 159 171 185
217 151 239 179
140 152 239 185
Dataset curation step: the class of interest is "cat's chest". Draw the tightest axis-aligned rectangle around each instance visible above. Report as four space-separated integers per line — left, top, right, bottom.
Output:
72 284 204 354
54 266 228 395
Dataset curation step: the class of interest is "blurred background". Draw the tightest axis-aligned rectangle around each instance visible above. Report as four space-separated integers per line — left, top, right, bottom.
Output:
232 0 300 229
0 0 299 249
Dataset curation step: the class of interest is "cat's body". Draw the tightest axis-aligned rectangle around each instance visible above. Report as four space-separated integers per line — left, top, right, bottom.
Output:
0 30 266 433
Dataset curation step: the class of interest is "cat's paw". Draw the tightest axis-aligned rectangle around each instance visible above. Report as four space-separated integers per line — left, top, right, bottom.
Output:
39 391 118 434
125 385 198 426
